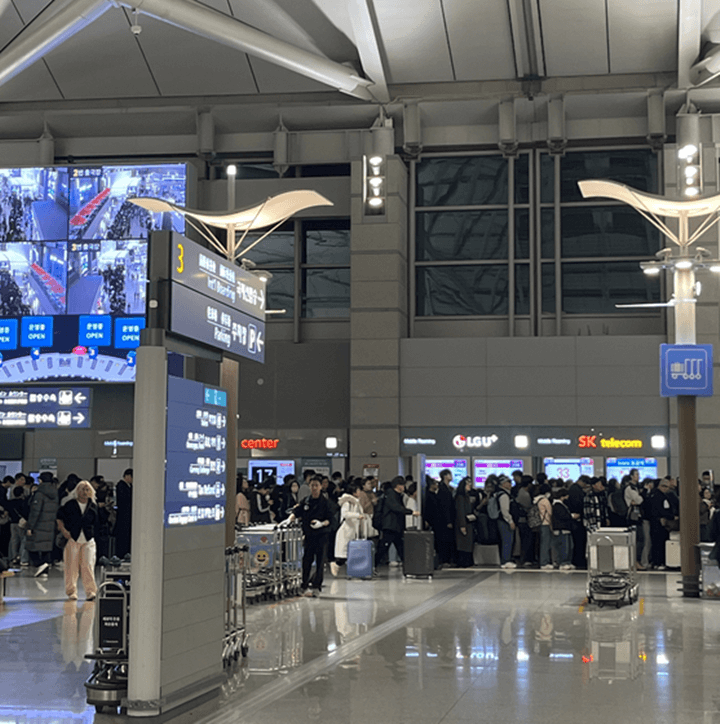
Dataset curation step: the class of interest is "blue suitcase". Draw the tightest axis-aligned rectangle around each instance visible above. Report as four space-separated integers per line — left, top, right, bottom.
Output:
346 539 373 579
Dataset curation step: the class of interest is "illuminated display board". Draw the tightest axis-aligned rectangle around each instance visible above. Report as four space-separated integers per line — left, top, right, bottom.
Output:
473 459 523 485
0 164 186 382
248 459 295 484
0 386 91 428
165 376 227 527
544 457 595 481
606 457 658 481
425 458 468 485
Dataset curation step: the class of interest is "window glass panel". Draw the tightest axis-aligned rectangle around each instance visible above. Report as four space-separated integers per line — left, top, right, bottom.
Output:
541 208 555 259
304 220 350 265
416 265 509 316
561 261 661 314
561 206 660 258
560 149 658 202
302 268 350 318
542 263 555 314
541 154 555 203
235 163 279 180
265 270 294 319
515 154 530 204
515 263 530 315
417 211 508 261
300 164 351 177
243 227 294 266
515 210 529 259
416 156 508 206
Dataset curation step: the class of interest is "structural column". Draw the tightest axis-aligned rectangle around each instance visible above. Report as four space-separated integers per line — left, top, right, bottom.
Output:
349 156 408 478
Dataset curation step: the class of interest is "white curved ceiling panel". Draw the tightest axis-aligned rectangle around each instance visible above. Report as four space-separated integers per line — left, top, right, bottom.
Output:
539 0 609 76
373 0 454 83
443 0 516 81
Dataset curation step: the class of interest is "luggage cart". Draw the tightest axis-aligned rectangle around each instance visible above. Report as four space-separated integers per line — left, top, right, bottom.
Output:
223 545 249 666
84 561 131 714
586 527 639 608
698 543 720 598
279 522 303 597
237 525 282 601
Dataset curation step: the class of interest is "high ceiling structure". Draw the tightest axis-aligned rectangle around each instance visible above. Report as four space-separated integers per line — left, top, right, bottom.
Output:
1 0 720 147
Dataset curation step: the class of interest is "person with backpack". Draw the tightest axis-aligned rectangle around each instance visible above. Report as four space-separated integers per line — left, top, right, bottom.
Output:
623 470 646 569
607 478 628 527
551 489 575 570
491 476 516 569
515 476 535 567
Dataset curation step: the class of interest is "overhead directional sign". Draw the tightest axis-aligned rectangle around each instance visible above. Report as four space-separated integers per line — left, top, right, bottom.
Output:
170 233 266 321
0 386 92 428
660 344 714 397
170 283 265 363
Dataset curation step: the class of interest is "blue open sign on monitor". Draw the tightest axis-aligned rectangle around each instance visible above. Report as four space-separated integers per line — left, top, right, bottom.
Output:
660 344 713 397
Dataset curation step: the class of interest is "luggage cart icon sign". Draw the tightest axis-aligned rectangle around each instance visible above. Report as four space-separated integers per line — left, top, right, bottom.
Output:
660 344 714 397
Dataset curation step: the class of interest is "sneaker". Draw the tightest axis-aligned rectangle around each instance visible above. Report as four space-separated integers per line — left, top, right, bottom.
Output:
330 562 339 577
559 564 573 570
389 561 401 567
34 563 50 577
312 589 320 598
67 593 78 600
501 562 516 570
541 564 554 570
86 594 96 602
656 565 666 571
523 562 534 568
20 562 29 568
302 589 314 598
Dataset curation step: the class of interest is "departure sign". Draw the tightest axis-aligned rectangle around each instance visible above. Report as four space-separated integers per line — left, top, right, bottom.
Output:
0 386 91 428
171 234 266 321
164 377 227 527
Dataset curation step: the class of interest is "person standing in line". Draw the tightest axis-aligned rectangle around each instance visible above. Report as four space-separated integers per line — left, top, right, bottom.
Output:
56 481 99 601
330 482 367 576
535 483 554 570
114 468 133 558
288 477 333 597
496 476 516 569
623 471 646 569
551 489 575 570
583 478 609 534
435 470 456 567
648 479 675 570
516 476 534 567
235 476 251 527
374 476 419 568
700 487 714 542
454 477 476 568
25 471 59 576
6 486 29 566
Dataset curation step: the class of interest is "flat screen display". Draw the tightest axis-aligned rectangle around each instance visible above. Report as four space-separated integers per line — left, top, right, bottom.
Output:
248 459 295 484
544 457 594 481
473 459 523 486
606 457 658 481
0 163 186 382
425 458 468 485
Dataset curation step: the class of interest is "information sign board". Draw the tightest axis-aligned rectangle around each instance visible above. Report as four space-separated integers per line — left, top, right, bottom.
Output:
660 344 713 397
0 386 91 428
164 376 227 527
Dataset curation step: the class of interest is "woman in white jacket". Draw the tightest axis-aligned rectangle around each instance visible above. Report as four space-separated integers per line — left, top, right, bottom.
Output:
330 482 366 576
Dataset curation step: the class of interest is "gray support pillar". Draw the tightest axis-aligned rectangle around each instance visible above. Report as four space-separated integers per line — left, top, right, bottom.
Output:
349 156 408 477
127 344 168 717
221 357 239 547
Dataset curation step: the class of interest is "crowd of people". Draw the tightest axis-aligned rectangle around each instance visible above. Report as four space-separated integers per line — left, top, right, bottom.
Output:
0 469 133 601
235 466 720 593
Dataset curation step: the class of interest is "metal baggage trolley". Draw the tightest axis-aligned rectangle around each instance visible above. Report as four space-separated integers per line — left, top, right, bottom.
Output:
237 524 282 601
586 527 639 608
279 521 303 597
84 561 132 714
223 544 248 666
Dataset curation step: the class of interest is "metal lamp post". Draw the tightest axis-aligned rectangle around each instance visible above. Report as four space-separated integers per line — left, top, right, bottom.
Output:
579 179 720 597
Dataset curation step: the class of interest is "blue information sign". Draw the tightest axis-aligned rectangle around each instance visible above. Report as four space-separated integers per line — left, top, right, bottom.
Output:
0 386 91 428
21 317 53 347
114 317 146 349
0 320 18 350
164 376 227 527
660 344 714 397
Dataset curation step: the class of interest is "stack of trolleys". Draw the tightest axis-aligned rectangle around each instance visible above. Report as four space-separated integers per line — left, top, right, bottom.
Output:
237 524 282 602
586 527 639 609
222 544 249 667
279 521 303 598
84 559 132 714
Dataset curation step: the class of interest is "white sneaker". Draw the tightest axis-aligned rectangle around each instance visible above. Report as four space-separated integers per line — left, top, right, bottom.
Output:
541 564 554 570
330 562 339 577
389 561 401 567
501 562 517 569
34 563 50 577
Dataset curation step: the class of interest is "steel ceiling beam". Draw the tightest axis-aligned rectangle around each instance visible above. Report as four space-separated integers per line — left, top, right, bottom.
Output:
122 0 375 101
346 0 390 102
679 0 704 86
0 0 110 89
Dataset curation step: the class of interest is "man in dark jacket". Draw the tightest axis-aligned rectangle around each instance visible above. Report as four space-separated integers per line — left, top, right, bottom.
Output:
374 476 419 567
648 479 675 569
435 470 456 566
6 486 29 566
114 469 133 558
569 476 590 569
288 477 333 597
25 472 59 576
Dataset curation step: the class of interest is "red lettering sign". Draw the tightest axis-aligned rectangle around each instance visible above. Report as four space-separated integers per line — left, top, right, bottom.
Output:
578 435 597 449
240 438 279 450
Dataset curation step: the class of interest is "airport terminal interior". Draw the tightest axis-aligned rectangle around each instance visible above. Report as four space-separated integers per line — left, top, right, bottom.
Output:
1 0 720 722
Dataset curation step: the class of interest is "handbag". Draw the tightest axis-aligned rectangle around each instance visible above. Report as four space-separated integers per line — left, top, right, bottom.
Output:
56 531 69 549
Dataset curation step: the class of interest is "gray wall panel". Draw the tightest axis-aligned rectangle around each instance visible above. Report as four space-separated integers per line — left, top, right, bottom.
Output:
163 598 221 633
165 547 224 581
576 366 659 397
575 336 664 366
486 396 578 426
160 642 221 688
400 366 486 398
486 367 577 398
401 396 487 427
161 665 222 700
400 338 487 367
163 570 224 607
487 337 577 367
576 396 668 427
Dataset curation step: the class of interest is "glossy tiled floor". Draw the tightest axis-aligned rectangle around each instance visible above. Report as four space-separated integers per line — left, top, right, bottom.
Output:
2 565 720 723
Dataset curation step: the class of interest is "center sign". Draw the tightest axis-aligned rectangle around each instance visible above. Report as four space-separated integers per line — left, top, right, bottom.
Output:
169 233 266 363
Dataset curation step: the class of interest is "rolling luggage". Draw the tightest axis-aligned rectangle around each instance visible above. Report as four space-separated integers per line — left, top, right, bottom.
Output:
347 539 373 579
403 530 434 579
665 533 681 568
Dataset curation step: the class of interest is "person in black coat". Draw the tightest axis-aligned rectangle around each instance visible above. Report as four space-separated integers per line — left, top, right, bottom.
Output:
648 479 675 569
435 470 456 566
57 481 99 601
114 469 133 558
374 476 419 567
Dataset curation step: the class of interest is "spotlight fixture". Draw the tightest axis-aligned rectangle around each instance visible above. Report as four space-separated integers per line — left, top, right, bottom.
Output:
363 154 386 214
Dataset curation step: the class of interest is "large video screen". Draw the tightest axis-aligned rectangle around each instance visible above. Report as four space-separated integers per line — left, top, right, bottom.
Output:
544 457 595 481
0 164 186 383
473 459 523 486
606 457 658 481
